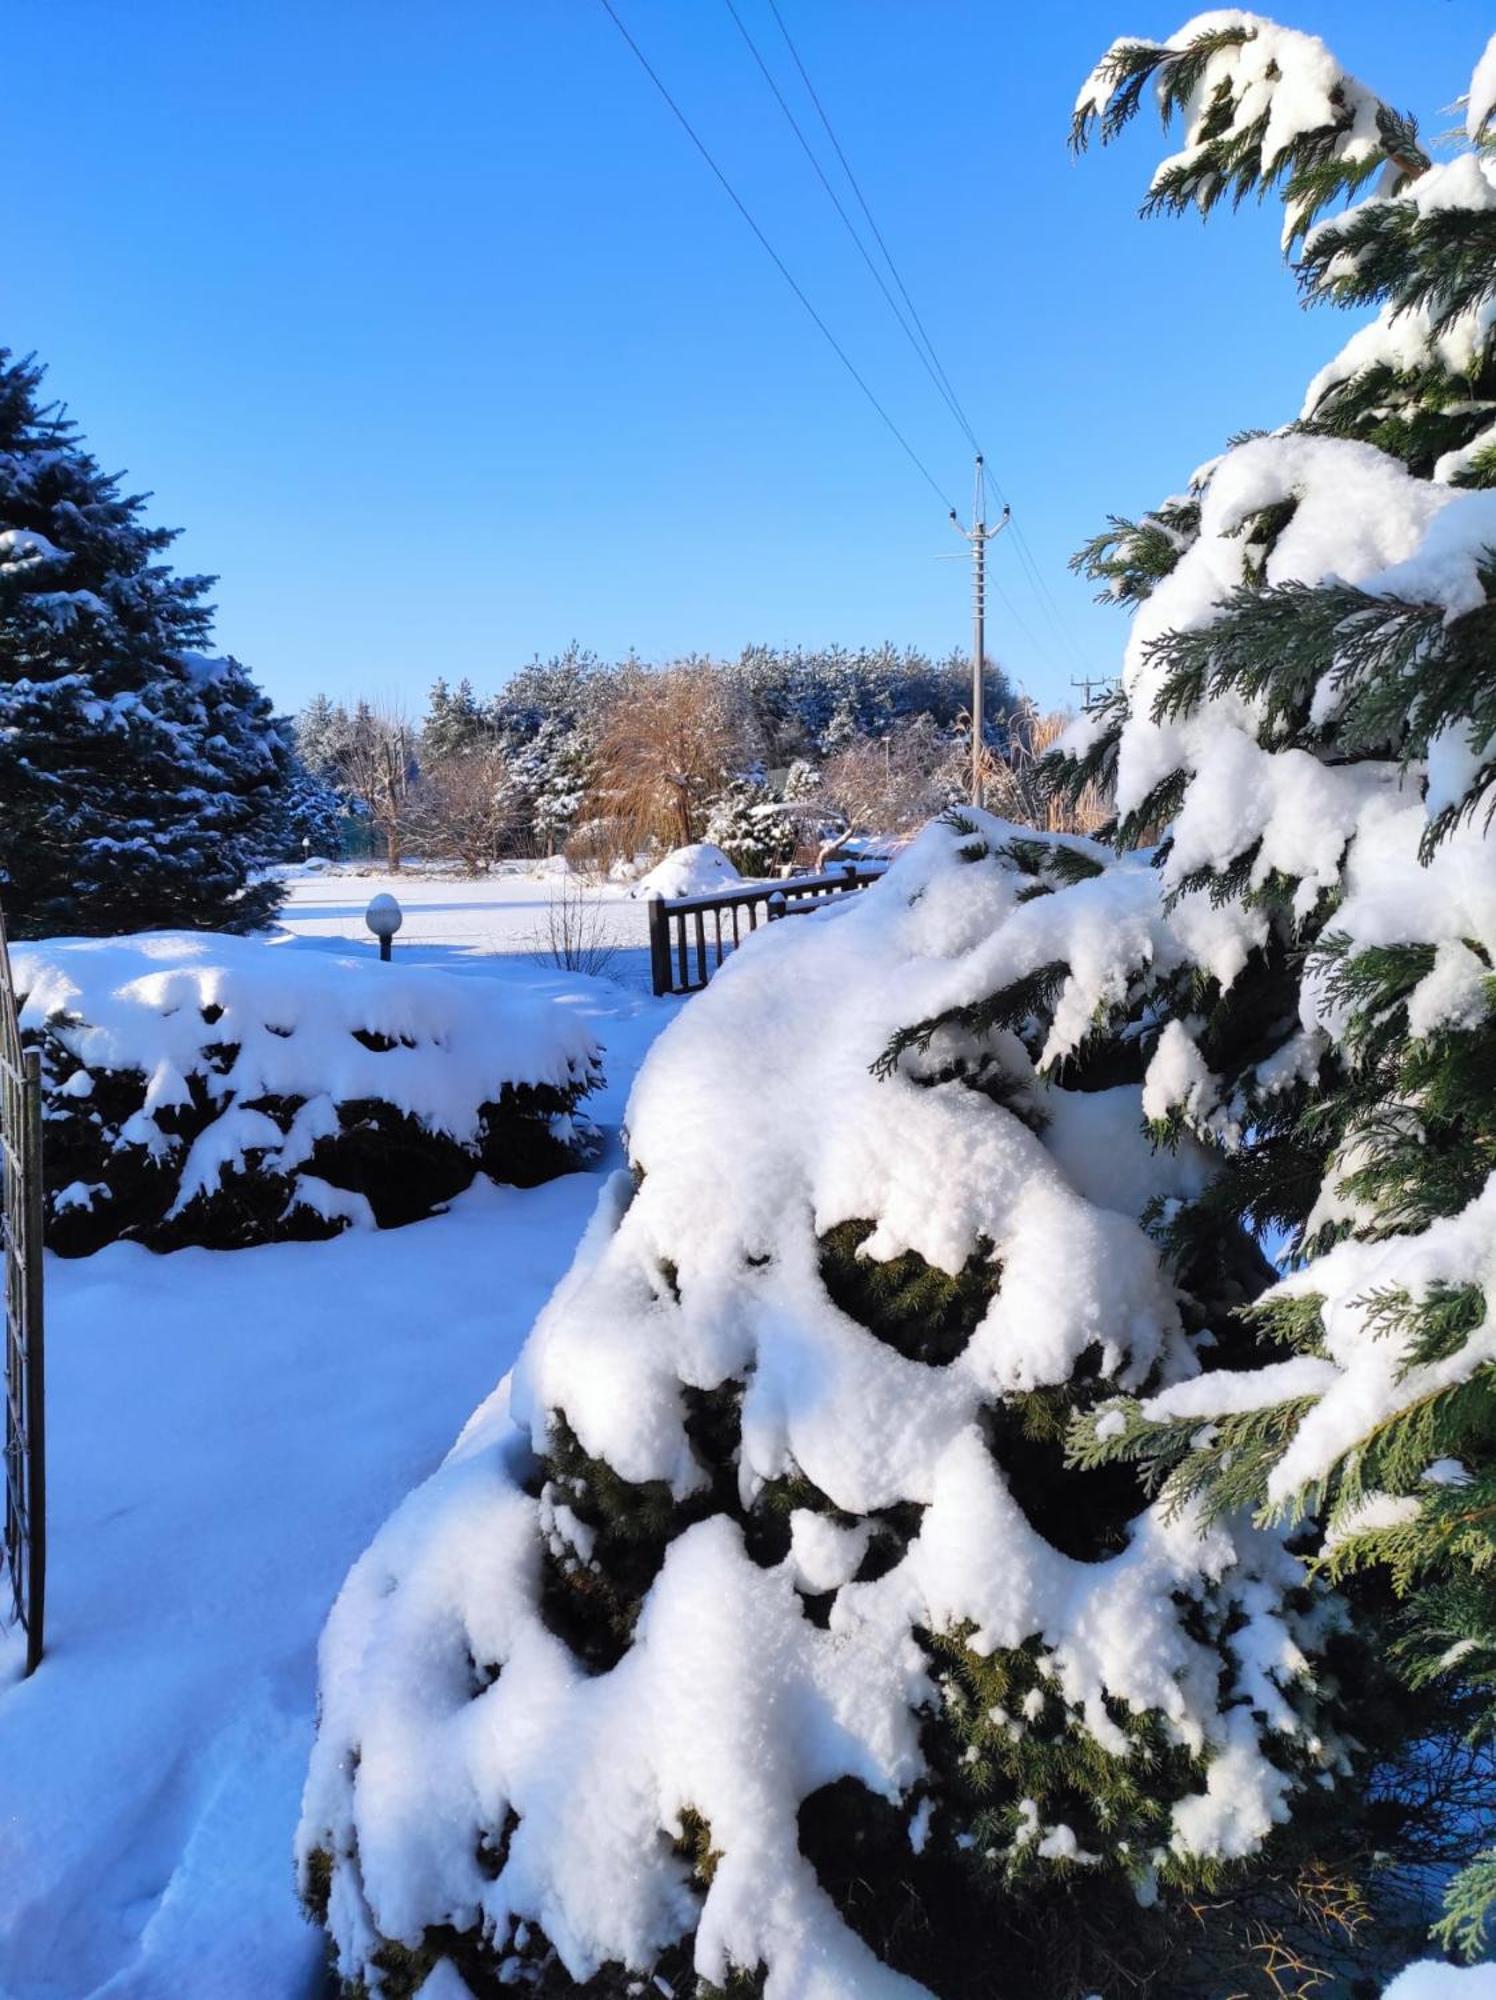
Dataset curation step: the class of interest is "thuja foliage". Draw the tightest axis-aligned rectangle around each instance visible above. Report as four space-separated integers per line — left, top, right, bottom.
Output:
0 350 292 936
1057 9 1496 1958
300 804 1454 1998
499 1195 1418 1998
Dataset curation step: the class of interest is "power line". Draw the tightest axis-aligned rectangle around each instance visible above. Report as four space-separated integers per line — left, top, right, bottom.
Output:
719 0 978 456
603 0 1098 692
972 456 1087 675
1010 518 1092 675
597 0 959 515
960 458 1071 681
765 0 982 453
761 5 1090 683
987 572 1049 667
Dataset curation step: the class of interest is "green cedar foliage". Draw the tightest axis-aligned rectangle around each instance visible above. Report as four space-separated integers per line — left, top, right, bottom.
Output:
1060 12 1496 1956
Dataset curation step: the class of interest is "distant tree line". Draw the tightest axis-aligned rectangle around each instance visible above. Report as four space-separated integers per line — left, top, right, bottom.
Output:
296 645 1100 877
0 335 1097 937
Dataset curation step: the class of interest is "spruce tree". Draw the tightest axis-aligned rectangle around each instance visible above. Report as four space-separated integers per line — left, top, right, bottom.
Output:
512 716 592 856
423 676 491 760
269 756 348 860
0 350 291 936
296 692 345 783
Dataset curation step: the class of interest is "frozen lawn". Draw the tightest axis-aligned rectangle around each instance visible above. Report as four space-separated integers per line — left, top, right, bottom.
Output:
0 865 680 1999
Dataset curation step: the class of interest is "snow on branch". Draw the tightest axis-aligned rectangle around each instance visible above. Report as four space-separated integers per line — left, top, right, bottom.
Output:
1073 11 1427 247
299 817 1353 1995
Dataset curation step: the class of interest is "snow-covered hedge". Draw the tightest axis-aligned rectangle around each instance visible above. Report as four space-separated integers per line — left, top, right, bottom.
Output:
299 817 1351 1998
16 935 602 1256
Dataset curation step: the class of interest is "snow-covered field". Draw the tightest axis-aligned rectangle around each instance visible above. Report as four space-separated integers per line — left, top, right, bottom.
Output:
0 865 681 2000
274 857 658 987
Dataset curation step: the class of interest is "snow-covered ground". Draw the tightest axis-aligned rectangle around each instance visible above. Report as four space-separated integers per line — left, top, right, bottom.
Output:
275 858 657 989
0 865 680 2000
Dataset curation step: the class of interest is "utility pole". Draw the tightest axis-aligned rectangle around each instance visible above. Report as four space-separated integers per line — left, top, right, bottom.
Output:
1070 673 1113 714
951 456 1010 808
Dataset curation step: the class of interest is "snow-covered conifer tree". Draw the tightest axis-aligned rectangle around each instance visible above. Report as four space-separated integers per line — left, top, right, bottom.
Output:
424 677 491 760
507 716 592 857
1058 14 1496 1958
298 808 1404 1996
0 350 291 935
267 756 347 860
296 692 348 785
704 773 795 878
296 17 1496 1994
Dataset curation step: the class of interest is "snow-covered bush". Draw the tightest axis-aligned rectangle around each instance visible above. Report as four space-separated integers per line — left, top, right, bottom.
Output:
16 935 601 1256
631 843 742 900
297 14 1496 1991
1382 1969 1496 2000
704 776 797 879
298 817 1386 1998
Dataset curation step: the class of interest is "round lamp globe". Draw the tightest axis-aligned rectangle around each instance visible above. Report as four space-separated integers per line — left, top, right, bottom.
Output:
365 894 403 940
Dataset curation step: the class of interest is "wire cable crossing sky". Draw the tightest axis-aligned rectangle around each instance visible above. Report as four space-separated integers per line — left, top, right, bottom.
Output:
597 0 962 516
598 0 1097 689
7 1 1486 709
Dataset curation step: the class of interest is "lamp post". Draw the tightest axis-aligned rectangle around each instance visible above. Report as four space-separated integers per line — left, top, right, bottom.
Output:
365 893 403 963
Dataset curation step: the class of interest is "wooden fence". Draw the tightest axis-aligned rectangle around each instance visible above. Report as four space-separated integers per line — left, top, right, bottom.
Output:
0 906 44 1677
648 861 885 997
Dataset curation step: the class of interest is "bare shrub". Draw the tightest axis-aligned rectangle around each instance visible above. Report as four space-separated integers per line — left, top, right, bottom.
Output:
333 700 417 870
529 872 623 978
407 744 519 874
563 816 635 882
986 702 1111 836
820 715 965 838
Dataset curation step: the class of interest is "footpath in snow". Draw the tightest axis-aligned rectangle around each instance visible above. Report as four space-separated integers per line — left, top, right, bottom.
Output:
0 866 680 2000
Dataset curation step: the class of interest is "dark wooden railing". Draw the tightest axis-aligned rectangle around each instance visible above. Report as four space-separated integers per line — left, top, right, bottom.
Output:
648 862 885 997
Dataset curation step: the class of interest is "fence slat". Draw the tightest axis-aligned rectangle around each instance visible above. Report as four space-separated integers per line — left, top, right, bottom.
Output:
693 910 708 989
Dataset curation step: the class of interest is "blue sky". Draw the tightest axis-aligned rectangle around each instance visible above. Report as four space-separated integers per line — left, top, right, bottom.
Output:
9 1 1490 715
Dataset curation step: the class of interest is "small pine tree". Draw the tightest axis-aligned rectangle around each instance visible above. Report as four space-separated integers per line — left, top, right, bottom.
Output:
513 716 592 857
704 773 795 878
295 692 349 786
423 676 490 760
268 755 348 860
0 350 290 936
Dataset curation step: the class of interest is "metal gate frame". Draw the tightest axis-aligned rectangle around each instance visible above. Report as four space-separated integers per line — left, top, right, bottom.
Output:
0 905 44 1677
